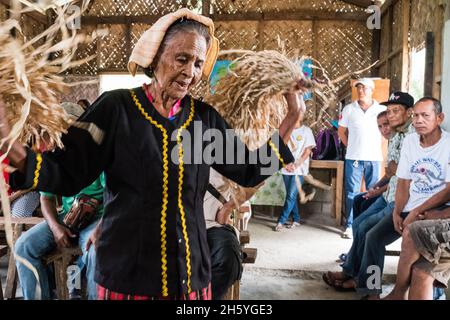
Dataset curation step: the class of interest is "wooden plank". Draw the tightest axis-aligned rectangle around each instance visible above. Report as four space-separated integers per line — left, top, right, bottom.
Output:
386 5 393 79
371 29 381 77
202 0 210 17
0 217 44 225
424 32 435 96
381 0 400 16
4 223 23 299
310 160 343 169
81 10 369 25
374 47 402 68
242 248 257 264
239 230 250 245
341 0 372 7
401 0 411 91
335 161 344 226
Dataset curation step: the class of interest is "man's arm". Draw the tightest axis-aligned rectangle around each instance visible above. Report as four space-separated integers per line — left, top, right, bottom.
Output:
404 183 450 226
392 178 411 234
40 194 75 248
338 126 348 147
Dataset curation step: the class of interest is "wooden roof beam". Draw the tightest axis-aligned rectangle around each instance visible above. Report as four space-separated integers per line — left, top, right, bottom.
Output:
340 0 373 8
82 10 370 25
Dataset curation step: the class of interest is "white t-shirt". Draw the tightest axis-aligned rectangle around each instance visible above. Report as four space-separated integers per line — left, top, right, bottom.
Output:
281 125 316 176
397 131 450 212
338 100 386 161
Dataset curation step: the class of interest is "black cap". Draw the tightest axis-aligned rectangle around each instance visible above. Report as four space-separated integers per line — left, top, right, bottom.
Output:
381 92 415 109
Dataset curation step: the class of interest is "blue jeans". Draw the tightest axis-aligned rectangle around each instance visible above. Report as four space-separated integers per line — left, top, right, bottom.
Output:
342 198 392 278
344 160 380 228
15 215 99 300
278 175 304 225
352 193 380 222
355 210 407 295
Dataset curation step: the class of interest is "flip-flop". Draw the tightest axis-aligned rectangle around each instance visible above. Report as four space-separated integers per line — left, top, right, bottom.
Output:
322 272 356 292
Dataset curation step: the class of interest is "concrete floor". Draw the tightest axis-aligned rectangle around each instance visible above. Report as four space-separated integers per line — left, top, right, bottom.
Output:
2 210 448 300
239 212 400 300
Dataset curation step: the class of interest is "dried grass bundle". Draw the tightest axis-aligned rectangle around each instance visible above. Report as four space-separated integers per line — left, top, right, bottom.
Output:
0 0 100 152
205 49 320 151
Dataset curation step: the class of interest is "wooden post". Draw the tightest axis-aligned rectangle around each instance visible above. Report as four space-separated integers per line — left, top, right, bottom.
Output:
386 5 393 84
424 32 435 96
125 23 132 61
312 19 319 121
202 0 210 17
400 0 411 91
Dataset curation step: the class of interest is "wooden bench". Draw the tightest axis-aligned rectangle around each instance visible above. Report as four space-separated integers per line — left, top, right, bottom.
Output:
0 217 44 299
43 246 83 300
310 160 344 226
223 211 258 300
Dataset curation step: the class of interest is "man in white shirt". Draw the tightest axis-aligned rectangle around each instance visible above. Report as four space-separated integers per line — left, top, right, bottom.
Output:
383 97 450 300
338 78 386 238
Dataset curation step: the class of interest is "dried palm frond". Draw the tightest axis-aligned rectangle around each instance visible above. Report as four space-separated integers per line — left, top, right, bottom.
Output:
0 0 103 300
205 50 325 151
0 0 103 153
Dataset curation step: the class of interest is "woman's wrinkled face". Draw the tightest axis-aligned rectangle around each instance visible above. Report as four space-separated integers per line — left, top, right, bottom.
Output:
153 31 207 100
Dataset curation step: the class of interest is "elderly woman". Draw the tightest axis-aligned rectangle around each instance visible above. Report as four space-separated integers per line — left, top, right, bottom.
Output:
0 9 305 300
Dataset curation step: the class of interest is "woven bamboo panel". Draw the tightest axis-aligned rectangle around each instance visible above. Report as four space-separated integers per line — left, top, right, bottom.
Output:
97 24 128 70
70 25 99 75
215 21 259 50
211 0 261 14
262 21 313 56
86 0 201 16
316 20 373 91
20 15 46 45
410 0 444 49
60 75 100 105
261 0 367 13
0 3 7 22
131 23 150 48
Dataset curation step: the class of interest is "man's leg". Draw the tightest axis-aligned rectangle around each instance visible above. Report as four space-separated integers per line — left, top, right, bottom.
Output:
344 160 364 229
356 204 400 297
409 268 435 300
278 175 298 225
78 220 100 300
207 226 242 300
14 221 57 300
363 161 381 190
341 200 389 281
383 226 421 300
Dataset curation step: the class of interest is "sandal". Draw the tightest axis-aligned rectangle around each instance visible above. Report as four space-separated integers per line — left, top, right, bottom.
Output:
322 272 356 292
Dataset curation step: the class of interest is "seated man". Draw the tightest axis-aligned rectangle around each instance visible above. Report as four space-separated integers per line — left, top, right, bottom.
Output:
350 111 393 224
204 168 260 300
384 205 450 300
14 173 105 300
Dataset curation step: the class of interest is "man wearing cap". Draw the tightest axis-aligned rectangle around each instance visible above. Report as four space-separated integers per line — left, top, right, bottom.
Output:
338 79 386 238
324 92 415 293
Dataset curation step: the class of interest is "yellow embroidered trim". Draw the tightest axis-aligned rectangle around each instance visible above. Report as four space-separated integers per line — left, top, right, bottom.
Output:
130 90 170 297
268 139 286 168
176 98 195 293
31 153 42 189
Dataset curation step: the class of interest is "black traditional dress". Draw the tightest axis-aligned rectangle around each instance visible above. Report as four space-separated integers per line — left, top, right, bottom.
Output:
10 86 294 297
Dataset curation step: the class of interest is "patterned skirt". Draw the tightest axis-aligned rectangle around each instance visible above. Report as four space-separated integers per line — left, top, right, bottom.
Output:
97 283 212 300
